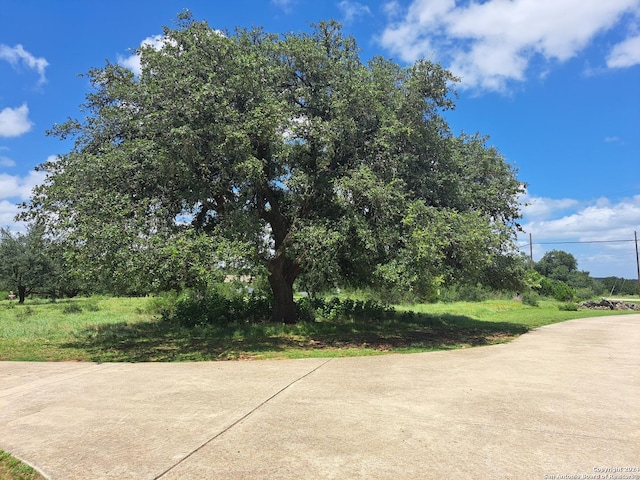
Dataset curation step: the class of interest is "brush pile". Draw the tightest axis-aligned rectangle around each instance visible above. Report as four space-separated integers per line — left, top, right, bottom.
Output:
578 298 640 310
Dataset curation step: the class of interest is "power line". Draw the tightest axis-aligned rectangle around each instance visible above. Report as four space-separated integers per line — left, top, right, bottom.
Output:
520 232 640 294
518 239 635 248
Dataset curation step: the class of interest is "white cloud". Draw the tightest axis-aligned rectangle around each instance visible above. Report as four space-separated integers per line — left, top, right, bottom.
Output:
518 194 640 277
0 156 16 167
118 54 143 76
0 104 33 138
0 170 46 201
118 35 169 76
0 169 47 230
523 195 640 240
0 43 48 84
338 1 372 23
607 34 640 67
521 194 581 221
380 0 640 91
0 200 21 229
272 0 297 12
383 1 402 19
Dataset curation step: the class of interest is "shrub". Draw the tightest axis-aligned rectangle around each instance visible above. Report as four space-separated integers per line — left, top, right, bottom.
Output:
158 287 396 327
294 298 317 323
146 291 180 317
538 277 576 302
164 286 273 328
551 282 575 302
303 296 394 321
173 290 226 327
521 290 539 307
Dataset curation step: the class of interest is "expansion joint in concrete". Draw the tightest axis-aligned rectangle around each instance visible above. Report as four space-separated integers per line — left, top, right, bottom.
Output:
152 358 333 480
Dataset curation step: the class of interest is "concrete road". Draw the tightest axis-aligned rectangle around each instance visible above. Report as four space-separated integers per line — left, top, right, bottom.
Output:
1 314 639 479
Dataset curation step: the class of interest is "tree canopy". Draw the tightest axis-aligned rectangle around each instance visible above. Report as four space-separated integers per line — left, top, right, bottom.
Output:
22 14 525 322
534 250 578 281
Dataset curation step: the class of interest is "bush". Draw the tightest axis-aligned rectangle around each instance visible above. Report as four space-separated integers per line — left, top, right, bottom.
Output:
521 290 540 307
299 296 395 322
174 290 227 327
146 291 180 317
551 282 575 302
162 286 273 328
538 277 575 302
156 287 396 327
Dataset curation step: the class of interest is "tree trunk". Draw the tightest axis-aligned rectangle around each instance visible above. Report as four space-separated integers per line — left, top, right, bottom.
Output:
17 285 26 304
267 254 300 324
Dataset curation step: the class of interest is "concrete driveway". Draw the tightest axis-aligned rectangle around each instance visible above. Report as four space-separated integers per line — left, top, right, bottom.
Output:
1 314 639 479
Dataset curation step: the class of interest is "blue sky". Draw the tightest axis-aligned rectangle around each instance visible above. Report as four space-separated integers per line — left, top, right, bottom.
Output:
1 0 639 278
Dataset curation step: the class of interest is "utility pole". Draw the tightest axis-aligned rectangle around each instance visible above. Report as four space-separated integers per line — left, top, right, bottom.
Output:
529 233 533 270
635 231 640 296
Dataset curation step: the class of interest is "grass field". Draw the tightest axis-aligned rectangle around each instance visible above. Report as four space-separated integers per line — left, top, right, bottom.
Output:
0 296 635 362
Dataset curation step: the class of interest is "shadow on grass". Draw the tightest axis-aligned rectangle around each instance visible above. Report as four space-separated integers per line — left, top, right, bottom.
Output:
62 312 530 362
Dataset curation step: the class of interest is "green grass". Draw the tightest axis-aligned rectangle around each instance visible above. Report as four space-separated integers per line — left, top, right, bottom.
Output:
0 296 150 361
0 450 45 480
1 296 635 362
396 299 631 328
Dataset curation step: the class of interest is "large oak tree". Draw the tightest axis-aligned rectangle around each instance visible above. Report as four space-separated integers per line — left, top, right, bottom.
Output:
23 14 525 322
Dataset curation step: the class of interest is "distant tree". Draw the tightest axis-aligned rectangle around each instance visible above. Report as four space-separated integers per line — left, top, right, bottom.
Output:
534 250 578 280
22 14 525 322
598 276 638 296
0 227 56 303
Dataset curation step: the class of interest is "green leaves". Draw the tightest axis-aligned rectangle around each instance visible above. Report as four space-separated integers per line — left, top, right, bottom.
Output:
21 13 526 313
